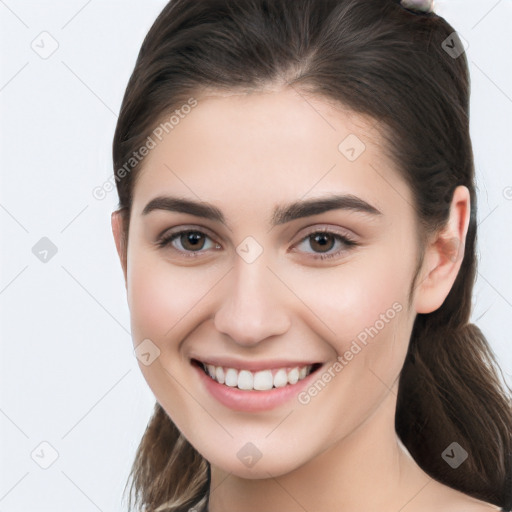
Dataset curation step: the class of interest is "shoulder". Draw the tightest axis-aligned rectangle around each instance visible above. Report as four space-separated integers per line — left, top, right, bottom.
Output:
419 479 502 512
446 501 503 512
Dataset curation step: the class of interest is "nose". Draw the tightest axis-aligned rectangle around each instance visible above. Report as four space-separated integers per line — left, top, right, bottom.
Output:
213 254 292 347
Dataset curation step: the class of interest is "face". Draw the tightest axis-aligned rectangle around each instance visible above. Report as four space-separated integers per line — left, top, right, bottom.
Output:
114 87 425 478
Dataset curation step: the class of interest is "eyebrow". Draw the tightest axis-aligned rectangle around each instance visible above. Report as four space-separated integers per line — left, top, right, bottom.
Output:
141 194 382 228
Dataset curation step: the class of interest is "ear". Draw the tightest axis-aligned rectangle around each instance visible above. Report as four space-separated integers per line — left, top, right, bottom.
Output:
111 209 128 287
414 185 471 314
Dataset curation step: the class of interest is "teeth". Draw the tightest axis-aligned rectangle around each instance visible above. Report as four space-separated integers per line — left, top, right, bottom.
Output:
288 368 299 385
273 369 288 388
238 370 253 390
225 368 238 387
201 362 314 390
253 370 273 390
215 366 225 384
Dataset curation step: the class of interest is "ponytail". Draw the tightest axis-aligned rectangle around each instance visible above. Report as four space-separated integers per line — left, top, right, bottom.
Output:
397 319 512 506
124 403 209 511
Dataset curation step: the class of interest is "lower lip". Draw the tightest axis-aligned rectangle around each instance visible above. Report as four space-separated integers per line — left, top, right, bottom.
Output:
192 361 323 412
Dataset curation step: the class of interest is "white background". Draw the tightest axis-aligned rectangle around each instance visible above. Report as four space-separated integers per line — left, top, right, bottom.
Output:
0 1 511 511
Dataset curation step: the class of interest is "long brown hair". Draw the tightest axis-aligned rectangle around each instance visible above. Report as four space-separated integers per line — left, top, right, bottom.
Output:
111 0 512 510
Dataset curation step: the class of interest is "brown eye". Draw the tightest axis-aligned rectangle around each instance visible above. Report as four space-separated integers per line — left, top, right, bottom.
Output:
157 229 218 257
179 231 207 251
293 228 359 261
309 232 336 253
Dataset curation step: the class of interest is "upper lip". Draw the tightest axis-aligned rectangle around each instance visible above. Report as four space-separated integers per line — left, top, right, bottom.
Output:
191 356 323 372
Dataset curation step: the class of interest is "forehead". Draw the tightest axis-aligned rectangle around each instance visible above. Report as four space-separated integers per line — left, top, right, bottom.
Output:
131 87 414 221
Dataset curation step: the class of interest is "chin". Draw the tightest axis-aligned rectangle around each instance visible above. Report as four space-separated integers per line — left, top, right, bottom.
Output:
196 439 312 479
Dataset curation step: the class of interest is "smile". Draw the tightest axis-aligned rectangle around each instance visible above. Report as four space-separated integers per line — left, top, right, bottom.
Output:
191 358 324 412
196 360 321 391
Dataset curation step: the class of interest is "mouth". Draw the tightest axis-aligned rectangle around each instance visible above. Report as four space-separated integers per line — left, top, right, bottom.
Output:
191 358 323 391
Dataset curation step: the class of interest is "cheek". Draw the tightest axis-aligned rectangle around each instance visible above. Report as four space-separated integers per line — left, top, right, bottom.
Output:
126 256 213 423
126 254 217 351
288 249 414 404
291 266 411 430
127 263 176 345
292 254 410 345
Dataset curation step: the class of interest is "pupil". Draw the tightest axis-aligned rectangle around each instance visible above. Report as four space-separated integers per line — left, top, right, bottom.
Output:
183 232 204 250
312 233 333 252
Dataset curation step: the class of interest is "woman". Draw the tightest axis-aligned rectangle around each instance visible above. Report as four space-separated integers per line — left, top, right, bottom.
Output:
110 0 512 510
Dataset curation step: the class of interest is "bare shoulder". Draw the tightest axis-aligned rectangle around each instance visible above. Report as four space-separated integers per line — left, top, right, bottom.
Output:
451 499 502 512
410 480 501 512
448 499 502 512
416 478 502 512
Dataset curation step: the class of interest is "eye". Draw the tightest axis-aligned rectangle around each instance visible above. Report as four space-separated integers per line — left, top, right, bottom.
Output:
156 228 220 258
156 226 359 261
292 228 359 261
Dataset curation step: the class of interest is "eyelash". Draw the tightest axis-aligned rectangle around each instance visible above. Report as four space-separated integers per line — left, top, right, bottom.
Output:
156 227 359 261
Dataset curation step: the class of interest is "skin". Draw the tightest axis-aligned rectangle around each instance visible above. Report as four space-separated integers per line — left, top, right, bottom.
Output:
111 86 499 512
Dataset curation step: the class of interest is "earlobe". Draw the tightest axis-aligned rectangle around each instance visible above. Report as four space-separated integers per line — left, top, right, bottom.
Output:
111 209 128 286
414 186 470 314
